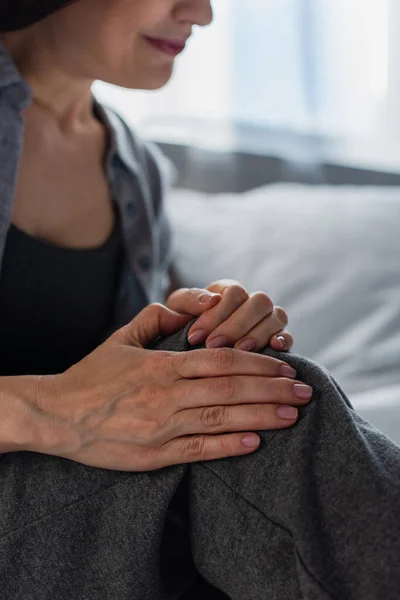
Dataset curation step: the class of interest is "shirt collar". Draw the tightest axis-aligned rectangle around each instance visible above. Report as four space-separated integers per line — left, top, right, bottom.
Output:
0 38 23 87
95 100 141 179
0 39 31 108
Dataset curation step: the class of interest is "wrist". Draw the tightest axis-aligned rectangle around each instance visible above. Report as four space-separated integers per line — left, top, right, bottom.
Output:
0 375 44 453
0 374 75 456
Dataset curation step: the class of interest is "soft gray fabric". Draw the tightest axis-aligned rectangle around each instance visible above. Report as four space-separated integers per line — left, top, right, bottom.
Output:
0 321 399 599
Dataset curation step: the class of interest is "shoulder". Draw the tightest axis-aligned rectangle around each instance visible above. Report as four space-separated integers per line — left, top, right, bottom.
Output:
99 103 176 210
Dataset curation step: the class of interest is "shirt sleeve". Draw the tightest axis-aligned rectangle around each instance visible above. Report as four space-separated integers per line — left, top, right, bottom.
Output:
97 101 178 304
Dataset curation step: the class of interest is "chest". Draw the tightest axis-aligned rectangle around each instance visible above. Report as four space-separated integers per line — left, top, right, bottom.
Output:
12 105 115 249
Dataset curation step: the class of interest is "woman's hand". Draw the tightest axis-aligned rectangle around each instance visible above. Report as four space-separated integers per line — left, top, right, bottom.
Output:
166 279 293 353
33 304 311 472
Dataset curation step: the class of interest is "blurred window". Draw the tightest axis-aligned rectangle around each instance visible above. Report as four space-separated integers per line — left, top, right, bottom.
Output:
94 0 394 143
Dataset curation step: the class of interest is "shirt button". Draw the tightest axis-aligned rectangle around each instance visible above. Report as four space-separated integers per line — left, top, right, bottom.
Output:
138 255 152 271
125 201 137 218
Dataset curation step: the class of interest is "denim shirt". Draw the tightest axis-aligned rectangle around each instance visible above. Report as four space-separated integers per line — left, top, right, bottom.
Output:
0 41 172 338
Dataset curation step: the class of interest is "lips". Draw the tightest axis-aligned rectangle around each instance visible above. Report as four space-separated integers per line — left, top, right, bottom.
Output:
144 36 187 57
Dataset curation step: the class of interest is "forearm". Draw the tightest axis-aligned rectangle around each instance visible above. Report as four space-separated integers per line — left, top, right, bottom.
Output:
0 375 45 454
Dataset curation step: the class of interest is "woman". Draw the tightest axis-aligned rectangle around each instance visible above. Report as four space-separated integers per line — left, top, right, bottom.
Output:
0 0 299 465
0 2 399 599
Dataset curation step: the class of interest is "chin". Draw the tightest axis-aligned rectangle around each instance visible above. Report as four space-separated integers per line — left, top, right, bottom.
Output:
139 67 174 90
142 78 171 91
114 66 174 91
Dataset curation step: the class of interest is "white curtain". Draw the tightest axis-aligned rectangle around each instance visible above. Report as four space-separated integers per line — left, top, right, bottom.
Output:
94 0 396 144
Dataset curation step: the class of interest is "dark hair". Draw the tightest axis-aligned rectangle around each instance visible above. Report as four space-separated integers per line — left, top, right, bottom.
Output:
0 0 76 33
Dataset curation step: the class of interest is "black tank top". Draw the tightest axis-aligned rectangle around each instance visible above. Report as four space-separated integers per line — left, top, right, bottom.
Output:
0 220 123 376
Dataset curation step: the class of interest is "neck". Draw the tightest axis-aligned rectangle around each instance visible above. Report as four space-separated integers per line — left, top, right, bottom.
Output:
2 30 94 126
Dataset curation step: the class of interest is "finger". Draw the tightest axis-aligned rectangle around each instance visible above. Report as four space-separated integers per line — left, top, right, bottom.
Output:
171 375 312 411
172 347 298 380
203 292 274 349
111 303 193 348
187 285 251 346
169 403 299 438
269 331 294 351
205 278 244 294
158 432 262 466
232 307 289 352
166 287 222 315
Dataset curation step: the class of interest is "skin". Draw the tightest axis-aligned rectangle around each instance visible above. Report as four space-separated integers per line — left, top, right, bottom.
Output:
0 0 307 470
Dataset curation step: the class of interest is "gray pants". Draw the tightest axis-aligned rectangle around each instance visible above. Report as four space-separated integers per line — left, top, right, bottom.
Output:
0 321 399 600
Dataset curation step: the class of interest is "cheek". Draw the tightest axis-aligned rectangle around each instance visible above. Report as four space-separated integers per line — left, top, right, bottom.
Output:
104 39 175 89
107 0 172 37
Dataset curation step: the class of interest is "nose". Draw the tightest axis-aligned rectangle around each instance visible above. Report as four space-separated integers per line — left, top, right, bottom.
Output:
174 0 213 28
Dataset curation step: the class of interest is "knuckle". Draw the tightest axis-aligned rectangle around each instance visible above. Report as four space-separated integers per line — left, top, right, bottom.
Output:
218 435 235 456
251 292 274 313
177 287 200 302
152 351 176 378
184 435 206 459
135 417 160 443
264 377 283 398
275 306 289 326
129 416 160 445
165 289 180 305
191 287 205 298
211 347 236 370
146 302 164 314
173 351 194 377
144 350 175 385
212 375 237 400
200 405 227 428
276 379 295 401
226 285 249 304
251 404 266 421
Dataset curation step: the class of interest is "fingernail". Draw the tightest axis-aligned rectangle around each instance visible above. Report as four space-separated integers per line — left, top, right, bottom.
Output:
238 339 257 352
188 330 207 346
276 406 298 420
280 364 297 379
207 336 229 349
241 434 260 448
276 336 286 348
293 384 313 399
199 293 220 304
